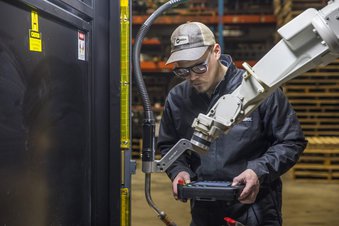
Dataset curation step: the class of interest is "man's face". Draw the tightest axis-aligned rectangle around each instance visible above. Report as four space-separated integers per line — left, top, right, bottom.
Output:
174 45 220 94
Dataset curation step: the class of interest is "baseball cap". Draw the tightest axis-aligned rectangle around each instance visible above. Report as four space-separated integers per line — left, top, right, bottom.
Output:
166 22 216 65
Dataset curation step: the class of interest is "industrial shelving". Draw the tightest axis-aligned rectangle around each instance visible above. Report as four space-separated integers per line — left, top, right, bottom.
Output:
275 0 339 181
132 2 277 104
133 14 277 25
139 60 257 72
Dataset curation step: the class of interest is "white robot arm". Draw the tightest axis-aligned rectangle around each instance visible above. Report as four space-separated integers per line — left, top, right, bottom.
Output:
191 0 339 151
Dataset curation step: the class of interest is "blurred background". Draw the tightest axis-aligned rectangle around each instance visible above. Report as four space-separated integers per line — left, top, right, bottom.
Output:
131 0 339 225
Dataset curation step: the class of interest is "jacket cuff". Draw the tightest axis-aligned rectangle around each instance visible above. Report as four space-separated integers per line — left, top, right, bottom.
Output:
247 161 268 184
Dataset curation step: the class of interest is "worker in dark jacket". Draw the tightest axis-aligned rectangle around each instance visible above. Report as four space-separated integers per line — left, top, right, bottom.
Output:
157 22 307 226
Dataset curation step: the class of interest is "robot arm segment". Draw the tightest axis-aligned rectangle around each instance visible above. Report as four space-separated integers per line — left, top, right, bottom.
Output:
142 139 193 173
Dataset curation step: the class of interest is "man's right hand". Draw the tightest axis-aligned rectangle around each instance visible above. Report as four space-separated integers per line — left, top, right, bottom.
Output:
172 171 191 200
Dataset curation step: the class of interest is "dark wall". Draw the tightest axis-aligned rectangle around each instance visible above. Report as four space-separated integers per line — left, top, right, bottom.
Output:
0 0 120 225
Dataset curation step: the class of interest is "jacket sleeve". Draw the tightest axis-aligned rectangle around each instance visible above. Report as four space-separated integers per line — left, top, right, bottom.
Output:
157 95 196 181
247 89 308 183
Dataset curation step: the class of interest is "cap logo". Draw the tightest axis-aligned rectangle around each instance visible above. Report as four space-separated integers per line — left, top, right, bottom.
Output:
174 36 189 46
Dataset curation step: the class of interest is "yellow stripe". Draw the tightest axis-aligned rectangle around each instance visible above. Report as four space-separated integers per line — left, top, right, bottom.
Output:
120 188 130 226
120 2 130 226
120 1 130 149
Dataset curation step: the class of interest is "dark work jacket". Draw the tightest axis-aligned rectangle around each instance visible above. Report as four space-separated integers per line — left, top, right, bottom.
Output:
157 55 307 226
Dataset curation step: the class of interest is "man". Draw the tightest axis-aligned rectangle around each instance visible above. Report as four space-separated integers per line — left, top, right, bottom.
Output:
157 22 307 226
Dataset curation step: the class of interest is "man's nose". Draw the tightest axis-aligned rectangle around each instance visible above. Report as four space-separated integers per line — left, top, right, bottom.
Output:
189 72 199 81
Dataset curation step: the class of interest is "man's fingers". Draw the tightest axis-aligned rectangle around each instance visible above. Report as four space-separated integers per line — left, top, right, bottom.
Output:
240 188 257 203
233 169 260 204
239 186 254 200
239 183 252 199
172 171 191 200
232 173 245 186
238 182 259 204
173 182 178 195
182 174 191 184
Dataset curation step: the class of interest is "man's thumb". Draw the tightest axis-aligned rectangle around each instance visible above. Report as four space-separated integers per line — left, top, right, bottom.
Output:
183 176 190 184
232 176 240 186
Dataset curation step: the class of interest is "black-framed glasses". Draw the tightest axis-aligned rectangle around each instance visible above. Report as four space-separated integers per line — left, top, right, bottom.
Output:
173 50 211 78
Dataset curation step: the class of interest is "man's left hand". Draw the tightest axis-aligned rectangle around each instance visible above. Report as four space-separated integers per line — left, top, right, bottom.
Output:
232 169 260 204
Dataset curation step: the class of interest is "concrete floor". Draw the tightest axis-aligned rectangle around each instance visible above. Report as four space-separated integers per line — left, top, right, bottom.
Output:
131 160 339 226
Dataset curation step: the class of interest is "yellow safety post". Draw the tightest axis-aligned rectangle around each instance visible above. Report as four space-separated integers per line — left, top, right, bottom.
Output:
120 0 130 226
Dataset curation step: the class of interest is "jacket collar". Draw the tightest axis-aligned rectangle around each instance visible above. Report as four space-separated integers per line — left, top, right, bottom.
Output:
211 54 238 96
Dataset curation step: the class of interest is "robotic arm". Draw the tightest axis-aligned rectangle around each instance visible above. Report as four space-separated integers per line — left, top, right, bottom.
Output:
191 1 339 151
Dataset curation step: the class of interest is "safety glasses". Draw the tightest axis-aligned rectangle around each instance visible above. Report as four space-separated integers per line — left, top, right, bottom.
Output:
173 50 211 78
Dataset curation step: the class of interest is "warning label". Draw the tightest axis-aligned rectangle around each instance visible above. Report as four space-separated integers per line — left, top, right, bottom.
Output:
29 11 42 52
29 29 42 52
78 31 86 61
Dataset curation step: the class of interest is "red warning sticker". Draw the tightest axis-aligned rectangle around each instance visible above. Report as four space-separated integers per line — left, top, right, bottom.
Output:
78 31 85 61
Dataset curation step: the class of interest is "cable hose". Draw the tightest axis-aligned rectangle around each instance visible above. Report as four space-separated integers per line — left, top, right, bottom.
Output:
133 0 188 117
132 1 188 226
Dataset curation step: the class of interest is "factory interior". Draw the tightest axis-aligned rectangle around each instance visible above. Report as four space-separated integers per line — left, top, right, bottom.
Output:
130 1 339 225
0 0 338 226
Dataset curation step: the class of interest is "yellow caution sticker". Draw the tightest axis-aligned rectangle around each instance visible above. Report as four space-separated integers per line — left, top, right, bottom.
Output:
29 30 42 52
31 11 39 32
29 11 42 52
121 0 128 7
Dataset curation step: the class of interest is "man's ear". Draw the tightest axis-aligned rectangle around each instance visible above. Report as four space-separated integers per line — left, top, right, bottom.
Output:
213 43 222 60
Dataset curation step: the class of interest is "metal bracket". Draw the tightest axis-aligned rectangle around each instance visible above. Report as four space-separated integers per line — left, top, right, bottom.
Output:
130 159 137 175
152 139 193 173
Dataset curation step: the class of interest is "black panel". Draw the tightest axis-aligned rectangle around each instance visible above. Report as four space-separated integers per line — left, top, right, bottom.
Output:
110 0 122 225
0 1 90 225
90 0 122 224
91 0 111 224
0 0 121 225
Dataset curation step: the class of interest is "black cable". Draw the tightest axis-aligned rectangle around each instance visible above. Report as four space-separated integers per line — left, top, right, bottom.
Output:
133 0 188 113
133 0 188 162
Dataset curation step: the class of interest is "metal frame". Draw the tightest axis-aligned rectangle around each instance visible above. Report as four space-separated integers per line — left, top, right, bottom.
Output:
15 0 92 30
